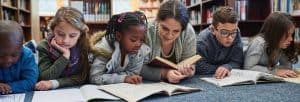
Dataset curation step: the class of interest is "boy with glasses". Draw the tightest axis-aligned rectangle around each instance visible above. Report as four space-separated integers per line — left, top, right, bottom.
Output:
196 6 243 79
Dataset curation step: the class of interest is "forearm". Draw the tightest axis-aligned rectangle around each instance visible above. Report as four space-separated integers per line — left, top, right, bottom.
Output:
39 56 69 80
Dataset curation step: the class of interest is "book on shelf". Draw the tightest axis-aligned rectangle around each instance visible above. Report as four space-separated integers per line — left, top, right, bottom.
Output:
149 55 202 70
200 69 284 87
31 85 120 102
71 0 110 23
98 82 201 102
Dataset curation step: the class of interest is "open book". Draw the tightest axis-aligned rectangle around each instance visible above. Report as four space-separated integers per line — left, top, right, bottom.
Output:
98 82 201 102
200 69 284 87
32 85 120 102
283 69 300 84
149 55 202 69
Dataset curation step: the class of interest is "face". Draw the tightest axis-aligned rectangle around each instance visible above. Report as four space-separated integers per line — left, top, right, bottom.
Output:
53 21 81 49
0 40 21 68
117 25 146 54
279 25 295 49
158 18 182 46
212 23 238 47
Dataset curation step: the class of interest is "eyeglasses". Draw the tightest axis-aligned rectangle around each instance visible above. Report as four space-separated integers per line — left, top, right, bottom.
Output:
218 29 237 38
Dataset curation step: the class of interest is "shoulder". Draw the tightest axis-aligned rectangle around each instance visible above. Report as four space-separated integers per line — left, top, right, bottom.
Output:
37 40 49 51
20 46 34 61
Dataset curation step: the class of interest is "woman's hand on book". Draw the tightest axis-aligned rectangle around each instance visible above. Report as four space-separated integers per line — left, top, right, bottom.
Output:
166 70 185 83
35 80 53 91
275 69 298 78
125 75 143 84
0 83 12 94
214 66 230 79
177 64 195 77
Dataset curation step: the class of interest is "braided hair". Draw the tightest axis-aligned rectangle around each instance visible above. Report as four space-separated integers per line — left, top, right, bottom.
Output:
105 11 148 49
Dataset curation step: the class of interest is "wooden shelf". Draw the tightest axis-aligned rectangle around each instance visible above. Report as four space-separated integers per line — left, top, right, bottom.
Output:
187 2 201 9
1 0 32 41
21 25 31 28
202 0 214 4
2 5 18 10
20 9 31 13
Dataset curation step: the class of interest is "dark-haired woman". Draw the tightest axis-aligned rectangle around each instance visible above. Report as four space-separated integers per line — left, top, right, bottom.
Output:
141 0 197 83
244 12 299 78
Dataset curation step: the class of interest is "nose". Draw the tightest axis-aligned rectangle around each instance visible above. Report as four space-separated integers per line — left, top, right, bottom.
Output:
62 36 70 44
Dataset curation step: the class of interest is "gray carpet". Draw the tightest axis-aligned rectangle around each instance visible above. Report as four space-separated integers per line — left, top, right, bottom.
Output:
142 75 300 102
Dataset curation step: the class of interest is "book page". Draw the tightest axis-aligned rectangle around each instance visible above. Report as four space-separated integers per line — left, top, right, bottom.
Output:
284 77 300 84
32 88 85 102
152 82 200 95
80 85 120 101
200 69 262 87
177 55 202 65
0 93 25 102
98 82 200 102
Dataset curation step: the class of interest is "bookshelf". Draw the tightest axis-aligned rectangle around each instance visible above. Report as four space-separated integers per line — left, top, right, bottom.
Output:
0 0 32 41
138 0 160 19
69 0 111 35
183 0 281 37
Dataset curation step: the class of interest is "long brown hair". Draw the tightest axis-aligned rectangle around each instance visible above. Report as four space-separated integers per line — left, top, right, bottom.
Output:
48 7 90 82
259 12 298 68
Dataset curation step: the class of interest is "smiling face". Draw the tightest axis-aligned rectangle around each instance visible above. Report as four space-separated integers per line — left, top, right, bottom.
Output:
117 25 146 54
158 18 182 46
279 25 295 49
212 23 238 47
53 21 81 49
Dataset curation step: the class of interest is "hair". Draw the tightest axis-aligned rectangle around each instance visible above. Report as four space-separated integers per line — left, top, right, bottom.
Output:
212 6 238 28
258 12 298 68
157 0 189 30
48 7 90 80
105 11 148 49
0 20 23 45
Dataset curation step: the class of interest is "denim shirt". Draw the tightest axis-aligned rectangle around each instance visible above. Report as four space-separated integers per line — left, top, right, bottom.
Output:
196 26 243 74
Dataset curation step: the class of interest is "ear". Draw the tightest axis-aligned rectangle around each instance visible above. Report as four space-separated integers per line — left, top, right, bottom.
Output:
210 26 217 36
116 31 122 41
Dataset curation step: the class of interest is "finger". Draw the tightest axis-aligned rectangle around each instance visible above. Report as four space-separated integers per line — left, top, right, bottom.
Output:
137 76 142 83
287 72 297 78
280 74 288 78
215 68 223 79
220 69 229 79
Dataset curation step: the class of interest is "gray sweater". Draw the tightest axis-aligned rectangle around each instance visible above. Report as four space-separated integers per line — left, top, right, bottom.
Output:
244 36 292 73
196 26 243 74
140 20 197 81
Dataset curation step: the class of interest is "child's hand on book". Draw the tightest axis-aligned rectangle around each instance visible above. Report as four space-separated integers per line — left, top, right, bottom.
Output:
177 64 195 77
275 69 298 78
0 83 12 94
35 80 53 91
125 75 143 84
214 66 230 79
51 38 70 59
166 70 186 83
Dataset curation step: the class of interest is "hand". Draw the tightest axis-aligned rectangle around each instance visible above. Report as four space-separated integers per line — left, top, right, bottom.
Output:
51 38 70 59
35 80 53 91
166 70 186 83
214 66 230 79
124 75 143 84
0 83 12 94
177 64 195 77
275 69 298 78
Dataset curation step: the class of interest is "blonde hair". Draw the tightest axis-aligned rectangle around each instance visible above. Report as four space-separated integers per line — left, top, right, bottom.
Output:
48 7 90 83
